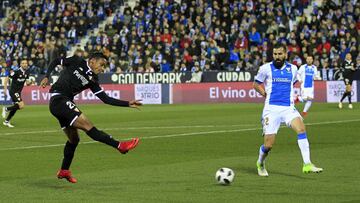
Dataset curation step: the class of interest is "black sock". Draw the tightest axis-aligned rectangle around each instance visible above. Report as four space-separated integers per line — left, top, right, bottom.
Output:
86 127 119 148
6 104 19 111
5 109 17 122
340 92 348 102
61 141 78 170
348 92 352 104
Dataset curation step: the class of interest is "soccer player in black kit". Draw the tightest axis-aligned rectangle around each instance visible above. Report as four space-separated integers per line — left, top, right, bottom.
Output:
338 53 356 109
2 59 30 128
40 52 142 183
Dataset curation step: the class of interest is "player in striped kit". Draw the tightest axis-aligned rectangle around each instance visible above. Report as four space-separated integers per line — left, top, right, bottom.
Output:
295 55 320 117
253 43 323 177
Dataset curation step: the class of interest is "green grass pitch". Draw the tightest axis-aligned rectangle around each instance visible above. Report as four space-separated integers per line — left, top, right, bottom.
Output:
0 103 359 202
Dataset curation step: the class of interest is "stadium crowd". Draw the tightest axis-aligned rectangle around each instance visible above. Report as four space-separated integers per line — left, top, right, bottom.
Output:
0 0 123 75
83 0 359 78
0 0 359 79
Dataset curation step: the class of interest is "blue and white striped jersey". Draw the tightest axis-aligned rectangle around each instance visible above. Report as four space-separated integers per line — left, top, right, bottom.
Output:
255 61 298 107
297 64 318 89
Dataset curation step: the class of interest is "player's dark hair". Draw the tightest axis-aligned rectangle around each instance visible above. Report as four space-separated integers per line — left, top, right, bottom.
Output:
307 54 314 59
89 52 108 61
273 42 287 51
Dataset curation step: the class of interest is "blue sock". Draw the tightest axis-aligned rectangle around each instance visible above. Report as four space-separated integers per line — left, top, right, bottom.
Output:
261 145 270 153
258 144 271 164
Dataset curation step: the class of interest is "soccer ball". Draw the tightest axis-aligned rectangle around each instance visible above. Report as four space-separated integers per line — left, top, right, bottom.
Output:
215 168 235 185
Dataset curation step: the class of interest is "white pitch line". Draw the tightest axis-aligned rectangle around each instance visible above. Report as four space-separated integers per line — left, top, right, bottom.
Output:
0 124 258 137
1 118 359 151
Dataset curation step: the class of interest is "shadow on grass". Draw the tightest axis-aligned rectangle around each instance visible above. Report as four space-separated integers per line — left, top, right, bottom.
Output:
27 179 76 190
233 165 312 180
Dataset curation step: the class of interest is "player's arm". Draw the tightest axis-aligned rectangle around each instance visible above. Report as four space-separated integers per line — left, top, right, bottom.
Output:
297 66 304 84
25 78 34 86
253 65 267 97
253 81 266 97
40 58 61 87
313 66 321 80
292 65 299 85
351 61 356 71
96 91 142 109
40 56 78 87
91 84 142 109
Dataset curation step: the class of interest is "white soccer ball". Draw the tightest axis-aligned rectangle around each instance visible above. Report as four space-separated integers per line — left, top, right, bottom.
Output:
215 168 235 185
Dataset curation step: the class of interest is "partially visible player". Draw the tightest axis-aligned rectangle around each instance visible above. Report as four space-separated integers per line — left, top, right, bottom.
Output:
2 59 30 127
40 52 142 183
295 55 320 117
0 62 9 94
339 53 356 109
253 43 323 177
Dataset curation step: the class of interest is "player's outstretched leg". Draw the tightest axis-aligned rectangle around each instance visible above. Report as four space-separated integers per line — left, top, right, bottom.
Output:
74 114 140 154
86 127 140 154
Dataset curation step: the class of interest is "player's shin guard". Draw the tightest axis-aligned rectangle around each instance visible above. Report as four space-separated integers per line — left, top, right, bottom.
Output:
5 109 17 122
297 133 311 164
303 101 312 113
258 145 271 164
61 141 78 170
6 104 19 112
86 127 119 148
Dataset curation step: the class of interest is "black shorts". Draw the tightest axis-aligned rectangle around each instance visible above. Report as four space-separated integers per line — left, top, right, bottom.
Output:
344 77 353 86
49 95 82 129
10 91 22 103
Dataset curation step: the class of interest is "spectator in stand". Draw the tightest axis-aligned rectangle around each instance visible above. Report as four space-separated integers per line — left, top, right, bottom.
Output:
248 26 262 48
0 0 117 74
2 0 358 78
186 65 202 83
179 63 187 72
234 31 248 59
160 59 171 73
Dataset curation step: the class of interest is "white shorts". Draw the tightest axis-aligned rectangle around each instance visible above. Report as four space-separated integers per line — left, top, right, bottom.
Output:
301 87 314 100
261 105 301 135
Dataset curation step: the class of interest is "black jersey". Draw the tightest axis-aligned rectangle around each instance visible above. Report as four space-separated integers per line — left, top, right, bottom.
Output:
342 59 356 79
46 55 103 100
9 68 30 93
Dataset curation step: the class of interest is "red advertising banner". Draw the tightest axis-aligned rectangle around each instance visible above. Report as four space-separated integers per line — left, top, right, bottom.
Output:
293 81 327 102
13 82 328 105
312 81 327 102
172 81 327 104
21 84 135 105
